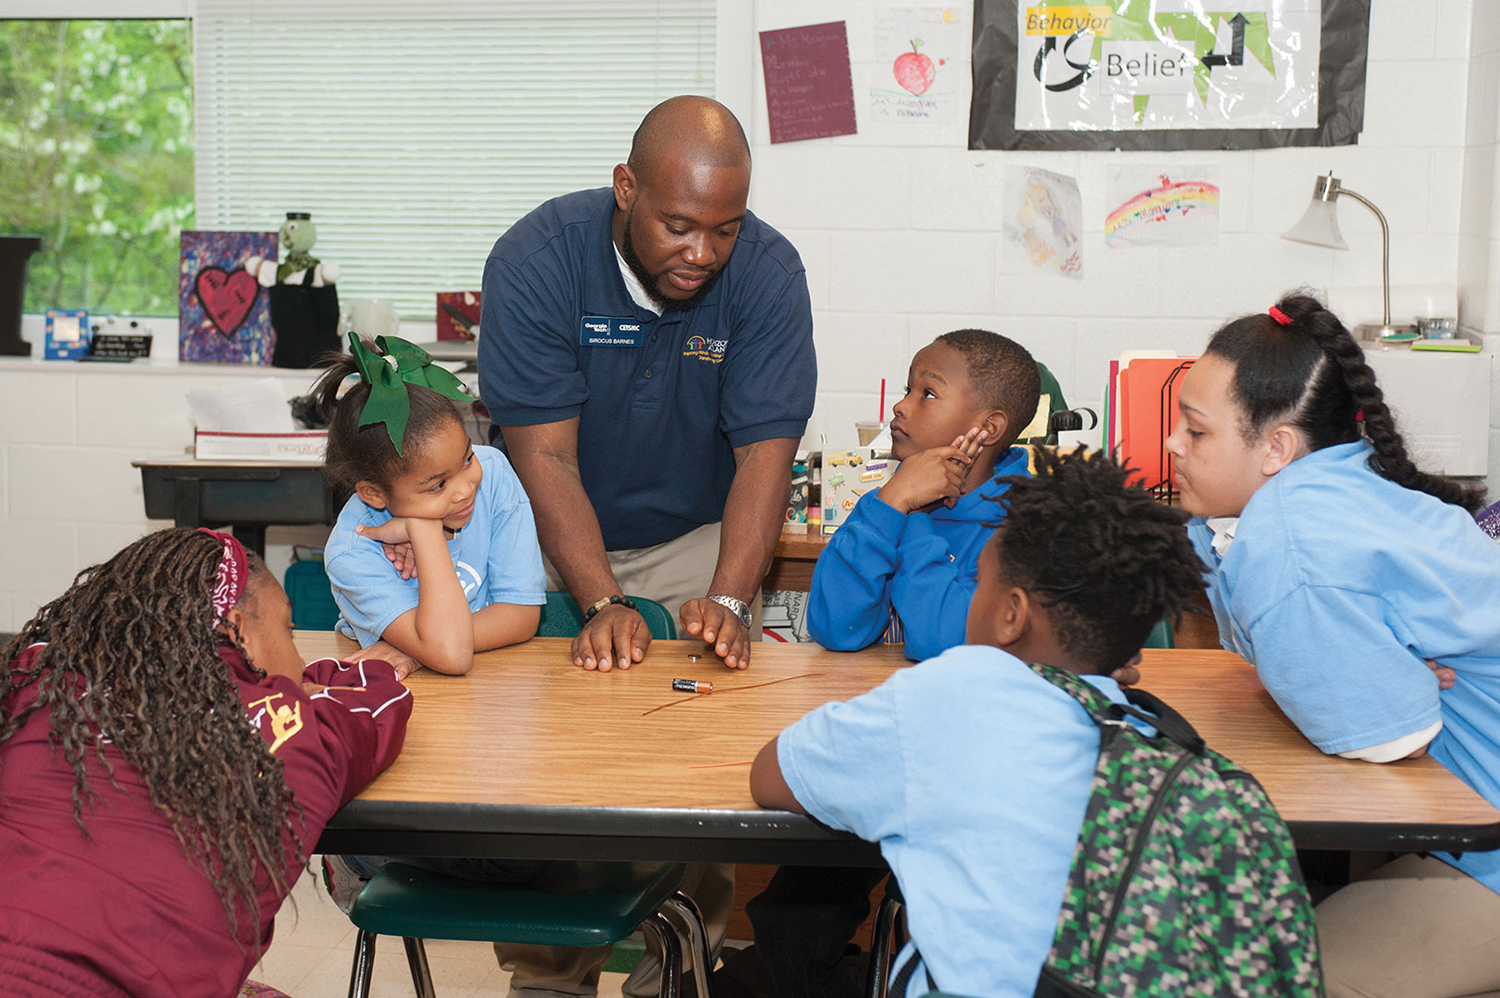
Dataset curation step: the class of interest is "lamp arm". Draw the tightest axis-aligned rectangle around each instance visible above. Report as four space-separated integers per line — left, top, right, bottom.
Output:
1336 186 1391 327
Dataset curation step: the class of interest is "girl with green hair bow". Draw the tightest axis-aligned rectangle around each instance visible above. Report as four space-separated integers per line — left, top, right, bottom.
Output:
311 333 548 676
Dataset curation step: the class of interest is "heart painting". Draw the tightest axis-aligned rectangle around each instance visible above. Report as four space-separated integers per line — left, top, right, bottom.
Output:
195 267 260 337
179 230 278 363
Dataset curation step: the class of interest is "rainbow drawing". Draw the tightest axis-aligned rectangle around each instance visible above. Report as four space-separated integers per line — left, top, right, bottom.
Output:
1104 179 1220 246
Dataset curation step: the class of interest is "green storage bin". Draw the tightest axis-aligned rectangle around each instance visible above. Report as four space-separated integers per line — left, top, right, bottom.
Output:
284 558 341 630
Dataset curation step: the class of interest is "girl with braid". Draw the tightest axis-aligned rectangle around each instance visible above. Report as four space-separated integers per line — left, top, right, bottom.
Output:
0 527 412 997
1165 292 1500 997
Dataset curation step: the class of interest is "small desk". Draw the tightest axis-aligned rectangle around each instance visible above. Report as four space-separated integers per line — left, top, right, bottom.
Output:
766 525 828 592
133 459 343 557
304 635 1500 862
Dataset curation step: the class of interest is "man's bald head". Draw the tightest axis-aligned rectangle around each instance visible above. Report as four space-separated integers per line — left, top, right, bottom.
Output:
627 96 751 187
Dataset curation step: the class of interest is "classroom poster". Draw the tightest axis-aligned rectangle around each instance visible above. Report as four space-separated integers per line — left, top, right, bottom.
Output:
1104 165 1220 248
759 22 859 144
870 5 967 124
1002 166 1083 278
179 230 277 364
971 0 1370 150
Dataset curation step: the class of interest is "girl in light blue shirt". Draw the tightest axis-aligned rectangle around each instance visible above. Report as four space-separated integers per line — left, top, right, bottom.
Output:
1165 292 1498 998
314 334 545 676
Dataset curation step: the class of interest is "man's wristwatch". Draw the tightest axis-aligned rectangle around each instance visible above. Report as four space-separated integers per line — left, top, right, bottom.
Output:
707 594 753 629
583 593 637 623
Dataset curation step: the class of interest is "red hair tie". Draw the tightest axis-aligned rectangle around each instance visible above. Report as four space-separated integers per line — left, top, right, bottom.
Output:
1268 305 1292 326
1355 409 1364 423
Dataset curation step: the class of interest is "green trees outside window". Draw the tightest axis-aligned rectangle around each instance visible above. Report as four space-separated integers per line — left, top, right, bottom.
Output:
0 19 194 317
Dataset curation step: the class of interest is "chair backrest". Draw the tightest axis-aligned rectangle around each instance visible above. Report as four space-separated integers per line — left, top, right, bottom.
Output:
1143 619 1175 650
536 591 677 640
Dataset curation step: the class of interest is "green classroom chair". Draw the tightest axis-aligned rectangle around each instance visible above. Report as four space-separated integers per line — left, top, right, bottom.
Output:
536 591 678 640
346 862 709 998
339 590 704 998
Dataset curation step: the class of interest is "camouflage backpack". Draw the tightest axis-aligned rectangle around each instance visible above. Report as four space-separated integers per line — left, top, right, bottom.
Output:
1028 663 1323 998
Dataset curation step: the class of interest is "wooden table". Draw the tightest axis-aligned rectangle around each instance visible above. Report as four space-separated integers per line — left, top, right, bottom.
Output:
302 635 1500 863
764 525 828 592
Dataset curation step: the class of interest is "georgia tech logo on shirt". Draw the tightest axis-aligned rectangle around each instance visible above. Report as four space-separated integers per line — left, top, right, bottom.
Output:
683 335 728 364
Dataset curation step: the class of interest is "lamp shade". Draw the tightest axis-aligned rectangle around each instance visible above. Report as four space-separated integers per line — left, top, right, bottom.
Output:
1282 197 1348 250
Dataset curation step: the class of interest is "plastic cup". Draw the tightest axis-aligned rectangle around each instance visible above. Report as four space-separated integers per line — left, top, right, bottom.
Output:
856 421 887 446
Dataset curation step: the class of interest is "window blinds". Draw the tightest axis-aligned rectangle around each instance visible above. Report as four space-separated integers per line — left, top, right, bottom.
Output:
193 1 715 318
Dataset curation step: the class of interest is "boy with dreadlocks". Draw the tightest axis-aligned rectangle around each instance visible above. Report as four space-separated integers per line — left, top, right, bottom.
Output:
0 527 412 997
751 450 1208 997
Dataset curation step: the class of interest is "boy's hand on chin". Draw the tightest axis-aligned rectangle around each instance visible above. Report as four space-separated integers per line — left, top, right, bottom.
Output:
879 429 982 514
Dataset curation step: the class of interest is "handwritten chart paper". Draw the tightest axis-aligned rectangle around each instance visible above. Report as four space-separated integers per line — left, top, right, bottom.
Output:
760 22 858 144
1105 165 1220 248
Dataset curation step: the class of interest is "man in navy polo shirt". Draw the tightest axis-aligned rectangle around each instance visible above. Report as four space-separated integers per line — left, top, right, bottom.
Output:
480 95 816 676
478 97 815 998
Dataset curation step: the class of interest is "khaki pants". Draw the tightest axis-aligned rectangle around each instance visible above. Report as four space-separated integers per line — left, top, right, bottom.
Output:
500 522 757 998
1318 853 1500 998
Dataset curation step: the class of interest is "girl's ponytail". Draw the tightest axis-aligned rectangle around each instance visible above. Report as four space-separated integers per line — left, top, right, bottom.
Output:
1208 292 1484 513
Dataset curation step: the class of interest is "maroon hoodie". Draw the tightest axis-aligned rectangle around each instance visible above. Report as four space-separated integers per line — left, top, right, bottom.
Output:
0 645 412 997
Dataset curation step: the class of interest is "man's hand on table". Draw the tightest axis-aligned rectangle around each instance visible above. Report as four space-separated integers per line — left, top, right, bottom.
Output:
680 598 750 670
573 604 651 672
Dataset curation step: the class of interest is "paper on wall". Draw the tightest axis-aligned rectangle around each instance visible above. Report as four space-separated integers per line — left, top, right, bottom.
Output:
1105 165 1220 248
1002 166 1083 278
871 5 967 124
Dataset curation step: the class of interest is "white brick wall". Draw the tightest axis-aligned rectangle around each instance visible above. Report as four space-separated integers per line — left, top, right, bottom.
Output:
0 361 331 631
750 1 1487 471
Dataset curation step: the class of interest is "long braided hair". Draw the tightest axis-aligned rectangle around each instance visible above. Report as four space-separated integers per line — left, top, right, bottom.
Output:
1206 292 1485 513
0 528 303 947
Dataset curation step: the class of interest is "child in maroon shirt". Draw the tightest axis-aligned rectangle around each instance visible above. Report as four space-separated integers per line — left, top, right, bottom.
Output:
0 528 413 998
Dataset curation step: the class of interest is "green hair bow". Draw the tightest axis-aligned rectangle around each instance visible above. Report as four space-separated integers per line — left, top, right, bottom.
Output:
347 332 473 455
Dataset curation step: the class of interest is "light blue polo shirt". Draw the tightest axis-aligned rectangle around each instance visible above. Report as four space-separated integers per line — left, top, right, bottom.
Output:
1191 440 1500 891
478 187 817 552
778 645 1140 998
324 446 546 647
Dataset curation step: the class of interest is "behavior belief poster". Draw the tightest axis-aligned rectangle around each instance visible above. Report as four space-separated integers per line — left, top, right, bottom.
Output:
970 0 1369 150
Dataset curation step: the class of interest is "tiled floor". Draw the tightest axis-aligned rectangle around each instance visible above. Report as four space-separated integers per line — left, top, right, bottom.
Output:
250 861 632 998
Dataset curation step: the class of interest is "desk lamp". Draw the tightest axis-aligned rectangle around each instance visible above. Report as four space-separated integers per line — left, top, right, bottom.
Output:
1281 172 1416 342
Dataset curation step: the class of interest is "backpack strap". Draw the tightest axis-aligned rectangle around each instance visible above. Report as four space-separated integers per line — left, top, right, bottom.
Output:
1026 663 1205 755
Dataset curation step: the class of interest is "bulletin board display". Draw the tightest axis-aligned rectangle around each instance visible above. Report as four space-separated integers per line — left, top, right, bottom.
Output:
970 0 1370 150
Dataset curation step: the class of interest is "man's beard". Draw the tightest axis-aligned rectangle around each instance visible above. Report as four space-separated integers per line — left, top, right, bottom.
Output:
621 208 723 312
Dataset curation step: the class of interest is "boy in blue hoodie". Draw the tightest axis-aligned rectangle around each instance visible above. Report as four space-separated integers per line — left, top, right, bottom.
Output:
807 329 1040 661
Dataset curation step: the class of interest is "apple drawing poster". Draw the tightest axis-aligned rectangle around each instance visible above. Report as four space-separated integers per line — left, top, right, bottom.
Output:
871 5 967 123
179 230 278 364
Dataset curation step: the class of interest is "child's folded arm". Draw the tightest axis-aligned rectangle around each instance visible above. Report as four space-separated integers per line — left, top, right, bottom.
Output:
287 658 414 802
1248 584 1443 759
473 602 542 650
888 517 979 661
806 495 908 651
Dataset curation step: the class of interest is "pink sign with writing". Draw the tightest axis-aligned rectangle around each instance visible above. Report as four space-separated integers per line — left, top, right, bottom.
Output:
759 21 858 144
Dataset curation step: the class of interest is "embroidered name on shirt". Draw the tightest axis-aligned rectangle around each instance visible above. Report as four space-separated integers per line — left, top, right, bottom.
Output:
580 316 643 348
683 334 728 363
